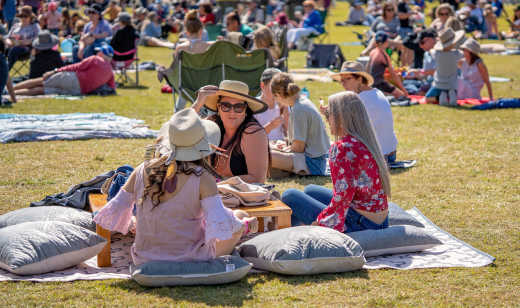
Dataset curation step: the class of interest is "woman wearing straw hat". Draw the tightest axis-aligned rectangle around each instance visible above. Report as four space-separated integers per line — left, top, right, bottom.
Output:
457 38 493 100
282 92 391 233
331 61 398 163
192 80 270 184
94 109 258 266
5 5 40 71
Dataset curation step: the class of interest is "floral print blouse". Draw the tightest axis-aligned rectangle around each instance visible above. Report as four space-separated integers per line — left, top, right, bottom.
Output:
316 134 388 232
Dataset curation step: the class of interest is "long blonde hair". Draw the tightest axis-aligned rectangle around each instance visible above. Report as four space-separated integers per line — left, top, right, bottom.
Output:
253 27 281 60
328 91 391 197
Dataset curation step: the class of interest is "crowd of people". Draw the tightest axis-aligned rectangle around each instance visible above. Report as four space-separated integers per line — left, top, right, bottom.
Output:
0 0 515 265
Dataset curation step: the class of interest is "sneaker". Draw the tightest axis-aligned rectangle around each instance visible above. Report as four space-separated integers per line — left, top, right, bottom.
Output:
0 99 13 108
448 89 458 106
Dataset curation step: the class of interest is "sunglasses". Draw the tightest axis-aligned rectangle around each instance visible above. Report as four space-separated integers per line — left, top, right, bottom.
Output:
218 101 247 113
20 15 30 18
385 8 394 12
438 12 449 16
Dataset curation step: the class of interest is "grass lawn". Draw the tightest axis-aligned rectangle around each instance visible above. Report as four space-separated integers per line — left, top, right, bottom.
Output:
0 2 519 306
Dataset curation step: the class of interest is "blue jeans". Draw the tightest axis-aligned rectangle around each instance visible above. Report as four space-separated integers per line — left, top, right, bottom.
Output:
305 154 327 175
0 54 8 96
281 184 389 233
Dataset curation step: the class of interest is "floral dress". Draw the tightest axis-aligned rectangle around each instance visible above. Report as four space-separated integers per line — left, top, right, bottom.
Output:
316 135 388 232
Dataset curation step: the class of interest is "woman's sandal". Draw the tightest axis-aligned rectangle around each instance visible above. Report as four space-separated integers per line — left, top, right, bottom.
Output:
243 217 259 235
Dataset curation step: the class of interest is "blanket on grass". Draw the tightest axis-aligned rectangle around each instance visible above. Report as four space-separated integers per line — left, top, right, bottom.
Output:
399 95 490 106
0 113 158 143
0 208 494 282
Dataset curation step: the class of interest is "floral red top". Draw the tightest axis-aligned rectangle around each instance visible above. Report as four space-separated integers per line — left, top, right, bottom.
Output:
317 134 388 232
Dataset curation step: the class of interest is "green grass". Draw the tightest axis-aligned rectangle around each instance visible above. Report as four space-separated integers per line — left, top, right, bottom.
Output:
0 2 519 307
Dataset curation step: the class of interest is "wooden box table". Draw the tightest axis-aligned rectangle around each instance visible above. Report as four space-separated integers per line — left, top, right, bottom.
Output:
88 193 292 267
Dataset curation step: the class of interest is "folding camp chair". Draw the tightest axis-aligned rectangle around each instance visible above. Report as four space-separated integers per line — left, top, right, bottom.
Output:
111 48 139 87
273 26 289 72
159 40 271 111
10 53 31 80
307 9 330 44
205 23 223 41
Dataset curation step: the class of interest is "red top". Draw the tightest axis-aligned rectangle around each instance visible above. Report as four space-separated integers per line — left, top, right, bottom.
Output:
317 135 388 232
200 13 216 25
58 55 115 94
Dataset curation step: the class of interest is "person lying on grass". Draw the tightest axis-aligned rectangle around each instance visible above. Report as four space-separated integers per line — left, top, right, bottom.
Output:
192 80 270 184
269 72 330 176
282 92 391 233
331 61 398 164
13 45 115 96
94 109 258 266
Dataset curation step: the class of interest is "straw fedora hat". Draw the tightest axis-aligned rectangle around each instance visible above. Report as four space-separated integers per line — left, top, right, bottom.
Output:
460 38 480 56
158 109 221 162
204 80 268 114
331 61 374 87
434 28 466 50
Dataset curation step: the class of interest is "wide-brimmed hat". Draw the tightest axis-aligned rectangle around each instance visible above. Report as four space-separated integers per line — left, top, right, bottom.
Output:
32 30 59 50
460 38 480 56
434 28 466 50
204 80 268 114
116 12 132 23
158 109 221 162
331 61 374 86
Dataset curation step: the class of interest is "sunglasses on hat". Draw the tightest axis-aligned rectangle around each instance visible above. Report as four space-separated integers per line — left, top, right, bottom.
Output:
218 101 247 113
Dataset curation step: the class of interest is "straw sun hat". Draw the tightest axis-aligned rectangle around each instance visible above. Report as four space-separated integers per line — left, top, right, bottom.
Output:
331 61 374 87
434 28 466 50
204 80 268 114
158 109 221 162
460 38 480 56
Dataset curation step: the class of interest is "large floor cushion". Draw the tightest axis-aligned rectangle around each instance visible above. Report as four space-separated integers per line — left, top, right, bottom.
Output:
0 206 95 231
348 225 443 257
237 226 365 275
131 256 252 287
0 221 106 275
388 202 425 228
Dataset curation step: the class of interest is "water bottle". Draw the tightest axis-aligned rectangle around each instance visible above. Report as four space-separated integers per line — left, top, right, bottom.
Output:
301 87 310 98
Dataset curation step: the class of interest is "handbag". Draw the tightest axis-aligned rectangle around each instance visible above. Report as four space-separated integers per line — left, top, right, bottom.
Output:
217 176 270 208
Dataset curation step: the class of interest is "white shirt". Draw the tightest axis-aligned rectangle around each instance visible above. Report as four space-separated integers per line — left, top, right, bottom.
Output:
358 88 398 155
254 98 285 141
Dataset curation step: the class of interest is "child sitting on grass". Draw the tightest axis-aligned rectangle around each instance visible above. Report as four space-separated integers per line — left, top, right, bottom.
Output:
425 28 465 106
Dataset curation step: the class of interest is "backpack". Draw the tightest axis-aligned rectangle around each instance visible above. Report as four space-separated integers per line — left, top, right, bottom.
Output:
306 44 345 70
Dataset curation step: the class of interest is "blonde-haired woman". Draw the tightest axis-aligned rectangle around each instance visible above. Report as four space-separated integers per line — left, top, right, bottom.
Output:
282 92 390 233
176 10 211 55
253 26 281 61
270 73 330 176
430 3 463 33
94 109 258 265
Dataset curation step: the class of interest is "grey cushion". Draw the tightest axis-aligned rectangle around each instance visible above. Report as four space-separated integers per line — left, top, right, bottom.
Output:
0 221 106 275
0 206 95 231
237 226 365 275
131 255 252 287
388 202 425 228
348 225 443 257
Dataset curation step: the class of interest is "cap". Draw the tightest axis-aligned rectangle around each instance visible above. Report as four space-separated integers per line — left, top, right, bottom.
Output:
375 31 389 43
417 28 437 43
95 44 114 57
260 68 282 82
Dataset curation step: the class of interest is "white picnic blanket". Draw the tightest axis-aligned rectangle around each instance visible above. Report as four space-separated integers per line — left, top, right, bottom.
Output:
0 208 494 281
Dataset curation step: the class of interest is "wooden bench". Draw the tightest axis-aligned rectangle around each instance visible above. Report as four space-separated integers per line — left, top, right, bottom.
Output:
88 193 292 267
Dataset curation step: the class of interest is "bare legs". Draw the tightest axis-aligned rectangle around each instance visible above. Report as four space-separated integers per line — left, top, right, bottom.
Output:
215 210 258 256
13 77 45 96
146 37 176 49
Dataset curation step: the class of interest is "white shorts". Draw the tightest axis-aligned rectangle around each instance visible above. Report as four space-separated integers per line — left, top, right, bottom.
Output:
43 71 82 96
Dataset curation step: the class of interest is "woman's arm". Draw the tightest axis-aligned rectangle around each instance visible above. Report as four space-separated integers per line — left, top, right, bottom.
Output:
386 52 407 95
477 61 493 100
240 127 269 183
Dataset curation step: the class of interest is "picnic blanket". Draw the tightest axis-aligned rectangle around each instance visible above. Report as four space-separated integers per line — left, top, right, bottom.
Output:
406 95 490 106
0 208 494 281
472 98 520 110
0 113 158 143
289 68 334 83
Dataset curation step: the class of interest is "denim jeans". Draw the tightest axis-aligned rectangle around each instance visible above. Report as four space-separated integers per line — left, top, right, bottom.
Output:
282 184 388 233
0 54 7 97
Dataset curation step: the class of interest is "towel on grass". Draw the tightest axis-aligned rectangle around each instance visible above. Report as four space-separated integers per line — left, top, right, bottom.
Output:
0 113 157 143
